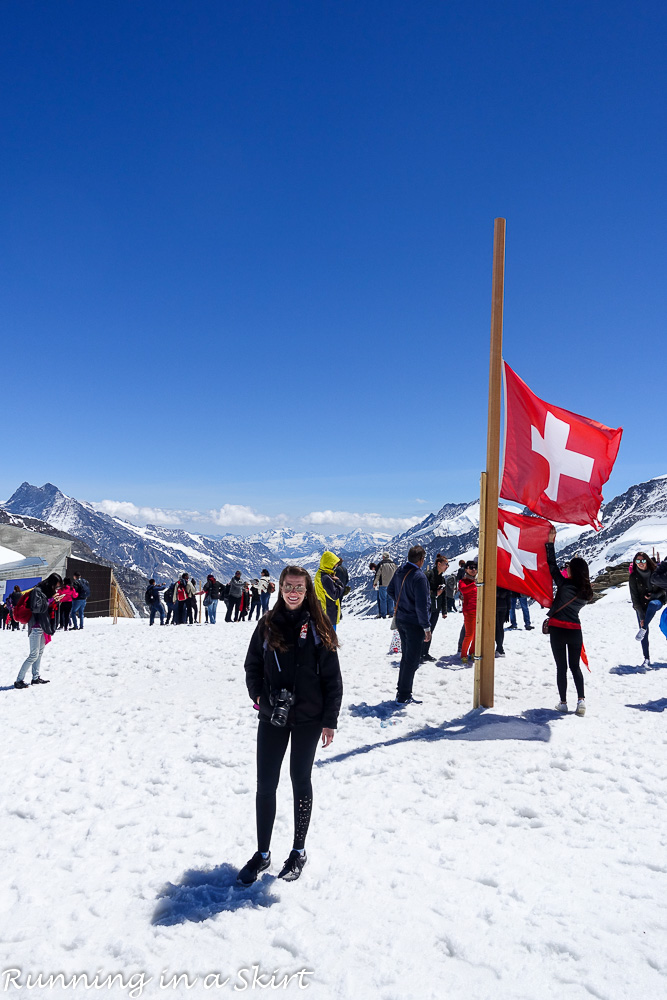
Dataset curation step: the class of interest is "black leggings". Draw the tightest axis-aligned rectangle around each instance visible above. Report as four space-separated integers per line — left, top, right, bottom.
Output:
550 627 585 701
256 719 321 854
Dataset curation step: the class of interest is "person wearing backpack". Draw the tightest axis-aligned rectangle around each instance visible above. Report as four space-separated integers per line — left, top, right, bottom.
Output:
14 574 63 689
70 572 90 630
163 582 177 624
146 579 166 625
174 573 194 625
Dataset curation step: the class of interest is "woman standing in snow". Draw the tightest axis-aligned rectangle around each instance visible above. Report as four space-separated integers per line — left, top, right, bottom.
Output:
629 551 666 667
238 566 343 886
546 528 593 716
14 574 63 689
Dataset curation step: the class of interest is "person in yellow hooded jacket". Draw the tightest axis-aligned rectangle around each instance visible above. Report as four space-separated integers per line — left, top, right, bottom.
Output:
314 551 345 628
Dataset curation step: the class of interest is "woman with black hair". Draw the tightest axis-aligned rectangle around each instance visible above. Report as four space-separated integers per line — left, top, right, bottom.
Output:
238 565 343 886
14 573 63 689
629 551 666 667
546 528 593 716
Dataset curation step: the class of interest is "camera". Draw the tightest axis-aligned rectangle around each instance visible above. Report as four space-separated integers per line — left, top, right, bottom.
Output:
269 688 295 727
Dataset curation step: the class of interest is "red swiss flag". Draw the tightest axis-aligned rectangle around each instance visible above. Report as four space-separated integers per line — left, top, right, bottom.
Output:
500 362 622 529
497 508 554 608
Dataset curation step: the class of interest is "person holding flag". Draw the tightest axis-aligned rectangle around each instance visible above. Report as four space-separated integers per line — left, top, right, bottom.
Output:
545 528 593 716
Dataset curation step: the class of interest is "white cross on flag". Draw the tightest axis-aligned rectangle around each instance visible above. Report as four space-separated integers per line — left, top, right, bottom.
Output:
497 508 554 608
500 362 623 529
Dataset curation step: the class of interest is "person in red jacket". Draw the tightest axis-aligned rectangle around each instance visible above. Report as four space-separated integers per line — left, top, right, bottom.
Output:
458 561 478 663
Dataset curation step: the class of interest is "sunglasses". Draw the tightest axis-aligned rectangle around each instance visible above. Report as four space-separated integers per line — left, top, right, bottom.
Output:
283 584 306 593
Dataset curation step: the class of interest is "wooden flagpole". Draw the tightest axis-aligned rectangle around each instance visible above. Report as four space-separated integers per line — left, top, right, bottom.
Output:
473 471 487 708
473 218 506 709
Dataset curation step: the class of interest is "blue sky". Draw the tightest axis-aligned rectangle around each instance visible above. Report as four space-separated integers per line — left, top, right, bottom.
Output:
2 1 665 534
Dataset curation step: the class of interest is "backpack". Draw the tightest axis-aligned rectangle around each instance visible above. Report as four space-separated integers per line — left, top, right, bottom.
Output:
267 581 276 593
13 591 33 625
145 586 153 605
164 584 175 603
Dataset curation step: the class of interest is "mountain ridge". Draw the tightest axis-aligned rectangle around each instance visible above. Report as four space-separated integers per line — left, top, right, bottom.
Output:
4 476 667 618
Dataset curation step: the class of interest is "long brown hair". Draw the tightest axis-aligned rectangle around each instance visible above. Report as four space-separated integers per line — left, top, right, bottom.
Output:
262 565 339 652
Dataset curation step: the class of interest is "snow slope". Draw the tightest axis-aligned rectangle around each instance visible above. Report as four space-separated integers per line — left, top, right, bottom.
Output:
1 586 666 1000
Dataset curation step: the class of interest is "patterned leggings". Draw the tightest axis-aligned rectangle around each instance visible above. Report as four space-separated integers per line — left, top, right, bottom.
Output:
255 719 321 853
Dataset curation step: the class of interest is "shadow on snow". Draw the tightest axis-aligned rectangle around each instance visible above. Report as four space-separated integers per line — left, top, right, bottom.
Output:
152 863 279 925
610 662 667 675
321 707 561 766
626 697 667 713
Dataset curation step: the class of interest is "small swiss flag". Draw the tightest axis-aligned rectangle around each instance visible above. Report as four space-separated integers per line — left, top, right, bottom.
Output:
500 363 622 529
497 508 554 608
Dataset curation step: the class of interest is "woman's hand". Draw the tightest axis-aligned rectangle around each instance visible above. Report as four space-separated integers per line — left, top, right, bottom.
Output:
321 728 335 748
548 527 557 543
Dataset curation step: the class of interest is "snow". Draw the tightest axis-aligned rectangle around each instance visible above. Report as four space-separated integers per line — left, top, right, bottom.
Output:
585 516 667 576
2 586 666 1000
0 544 24 566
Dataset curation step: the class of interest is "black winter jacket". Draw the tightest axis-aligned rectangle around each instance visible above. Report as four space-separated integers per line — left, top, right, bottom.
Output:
244 607 343 729
629 567 666 613
496 587 512 617
545 543 588 626
650 559 667 593
203 579 223 600
425 567 447 614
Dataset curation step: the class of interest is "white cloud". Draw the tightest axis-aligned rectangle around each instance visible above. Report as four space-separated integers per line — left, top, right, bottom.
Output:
92 498 281 529
301 510 418 532
206 504 273 527
92 500 185 525
415 498 428 504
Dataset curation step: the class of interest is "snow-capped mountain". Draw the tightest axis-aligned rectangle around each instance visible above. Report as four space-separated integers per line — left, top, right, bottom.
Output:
343 500 482 617
558 474 667 574
246 526 392 566
5 476 666 619
0 506 154 613
3 483 285 585
343 475 667 616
